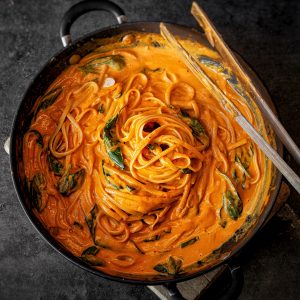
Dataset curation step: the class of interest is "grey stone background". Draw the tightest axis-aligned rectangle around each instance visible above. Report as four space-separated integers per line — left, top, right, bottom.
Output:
0 0 299 299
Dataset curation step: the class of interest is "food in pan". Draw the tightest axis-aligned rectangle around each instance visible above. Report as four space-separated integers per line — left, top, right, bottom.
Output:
23 33 272 277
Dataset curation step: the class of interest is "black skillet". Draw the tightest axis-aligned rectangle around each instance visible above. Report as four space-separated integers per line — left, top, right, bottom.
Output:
9 1 282 299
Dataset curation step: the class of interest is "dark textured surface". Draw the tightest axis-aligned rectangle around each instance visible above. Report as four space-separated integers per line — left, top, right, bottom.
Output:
0 0 299 299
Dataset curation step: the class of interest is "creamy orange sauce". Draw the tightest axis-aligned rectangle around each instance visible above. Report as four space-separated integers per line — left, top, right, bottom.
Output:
23 33 272 278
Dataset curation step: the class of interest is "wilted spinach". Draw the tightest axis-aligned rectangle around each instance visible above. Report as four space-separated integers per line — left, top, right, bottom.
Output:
47 152 64 176
180 236 199 248
179 110 209 148
30 130 43 148
30 173 47 212
57 168 85 196
103 114 125 169
217 169 243 220
154 256 183 275
85 204 98 243
36 87 63 114
81 246 105 266
79 55 125 75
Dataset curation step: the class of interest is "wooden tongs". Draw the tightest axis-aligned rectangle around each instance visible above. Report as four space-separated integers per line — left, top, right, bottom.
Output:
160 2 300 193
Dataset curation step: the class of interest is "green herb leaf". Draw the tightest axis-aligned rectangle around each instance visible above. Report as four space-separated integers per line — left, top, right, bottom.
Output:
153 264 168 274
104 114 119 131
102 160 122 189
85 204 98 243
179 110 209 148
73 221 83 230
153 256 183 275
143 67 163 74
126 185 135 192
180 236 199 248
30 173 47 212
130 240 144 254
147 143 157 150
219 219 227 228
79 65 98 75
37 87 63 113
181 168 193 174
143 229 171 242
151 41 162 48
168 256 182 275
218 206 227 228
79 55 125 75
235 155 251 178
82 246 99 256
95 241 111 249
232 169 238 182
98 103 105 113
104 142 125 170
216 169 243 220
47 152 63 176
144 235 160 242
30 130 43 148
103 114 125 169
57 168 86 196
81 246 105 266
223 190 243 220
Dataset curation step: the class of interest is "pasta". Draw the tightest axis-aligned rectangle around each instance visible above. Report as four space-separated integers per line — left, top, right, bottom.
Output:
23 32 272 277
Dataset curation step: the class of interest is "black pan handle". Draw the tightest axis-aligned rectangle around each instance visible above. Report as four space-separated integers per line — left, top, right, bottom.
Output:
164 283 187 300
197 264 244 300
163 264 243 300
60 0 127 47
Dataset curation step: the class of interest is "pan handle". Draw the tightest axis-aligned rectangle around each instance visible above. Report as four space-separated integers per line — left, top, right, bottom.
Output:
60 0 127 47
196 264 244 300
162 264 243 300
164 283 186 300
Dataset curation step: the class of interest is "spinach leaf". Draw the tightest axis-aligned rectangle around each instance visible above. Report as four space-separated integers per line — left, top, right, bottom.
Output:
73 221 83 230
82 246 99 256
144 235 160 242
30 173 47 212
143 67 163 74
179 110 209 148
102 160 122 190
37 87 63 113
223 190 243 220
147 143 157 150
47 152 64 176
130 240 144 254
57 168 85 196
30 130 43 148
235 155 251 178
104 114 118 131
79 55 125 75
153 264 168 274
103 114 125 169
151 41 162 48
98 103 105 113
126 185 135 192
143 229 171 242
180 236 199 248
181 168 193 174
85 204 98 243
153 256 183 275
81 246 105 266
216 169 243 220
